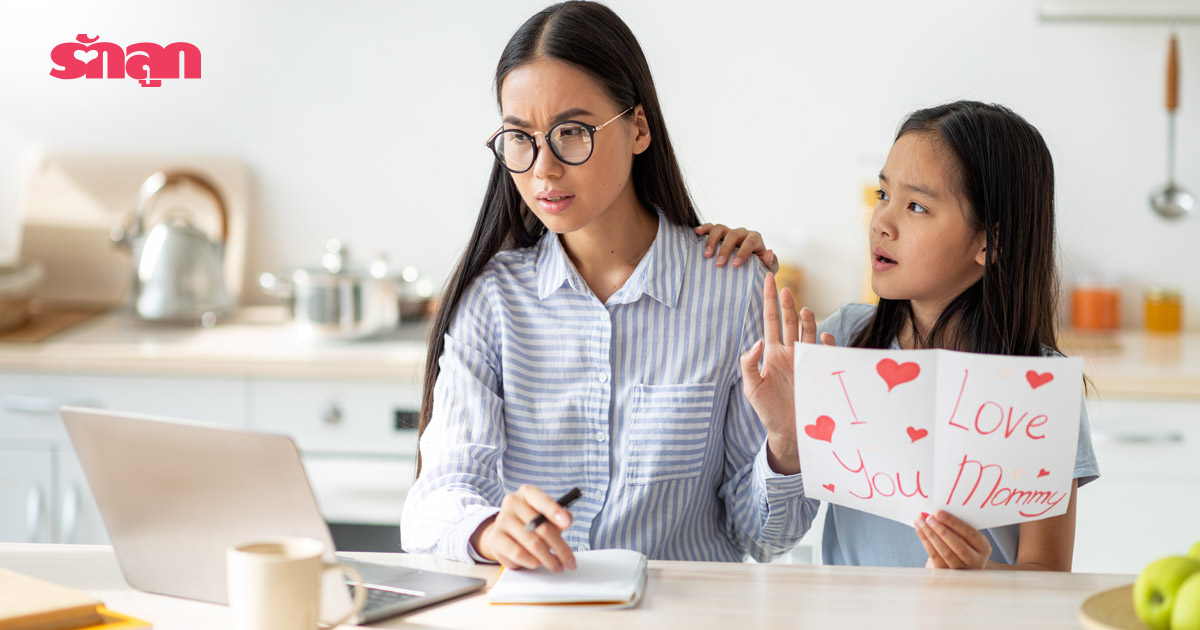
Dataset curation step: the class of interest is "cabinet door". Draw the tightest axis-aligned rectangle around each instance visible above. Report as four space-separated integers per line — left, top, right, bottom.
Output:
1073 398 1200 574
0 373 248 442
0 448 53 543
248 379 418 455
55 448 108 544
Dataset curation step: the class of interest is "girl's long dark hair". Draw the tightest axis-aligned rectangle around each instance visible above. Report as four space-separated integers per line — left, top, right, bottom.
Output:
417 1 699 472
852 101 1061 359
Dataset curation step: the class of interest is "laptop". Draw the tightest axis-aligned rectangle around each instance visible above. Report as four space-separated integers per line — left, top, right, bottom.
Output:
60 406 485 624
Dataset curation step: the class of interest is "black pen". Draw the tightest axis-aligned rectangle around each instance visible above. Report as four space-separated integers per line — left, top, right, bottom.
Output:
524 487 582 532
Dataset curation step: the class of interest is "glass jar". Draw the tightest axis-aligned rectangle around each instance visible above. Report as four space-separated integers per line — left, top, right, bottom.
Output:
1071 283 1121 331
1144 288 1182 334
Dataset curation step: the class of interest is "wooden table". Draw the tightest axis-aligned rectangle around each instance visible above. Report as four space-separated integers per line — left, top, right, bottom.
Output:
0 543 1133 629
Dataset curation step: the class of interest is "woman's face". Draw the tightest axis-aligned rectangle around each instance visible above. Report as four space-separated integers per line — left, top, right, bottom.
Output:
869 132 987 308
498 58 650 234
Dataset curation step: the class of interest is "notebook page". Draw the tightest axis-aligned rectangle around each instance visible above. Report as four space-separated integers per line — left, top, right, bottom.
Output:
488 549 647 605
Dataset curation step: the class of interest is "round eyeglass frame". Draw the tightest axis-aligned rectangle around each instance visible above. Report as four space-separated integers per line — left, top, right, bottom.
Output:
484 105 636 174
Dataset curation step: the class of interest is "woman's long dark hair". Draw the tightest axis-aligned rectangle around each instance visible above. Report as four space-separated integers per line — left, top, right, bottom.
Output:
852 101 1061 359
417 1 699 472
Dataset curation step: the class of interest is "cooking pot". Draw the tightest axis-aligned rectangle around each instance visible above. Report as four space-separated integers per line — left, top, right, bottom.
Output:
259 239 427 340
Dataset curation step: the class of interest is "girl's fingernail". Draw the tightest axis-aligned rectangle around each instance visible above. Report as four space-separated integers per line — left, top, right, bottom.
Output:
555 513 570 527
705 248 713 256
733 257 743 265
926 513 938 525
716 256 726 265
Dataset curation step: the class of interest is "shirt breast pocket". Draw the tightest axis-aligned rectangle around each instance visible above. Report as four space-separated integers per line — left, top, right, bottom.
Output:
625 382 716 485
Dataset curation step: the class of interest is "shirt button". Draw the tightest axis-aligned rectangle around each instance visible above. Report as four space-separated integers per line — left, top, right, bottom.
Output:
599 311 607 322
598 373 609 383
595 431 607 443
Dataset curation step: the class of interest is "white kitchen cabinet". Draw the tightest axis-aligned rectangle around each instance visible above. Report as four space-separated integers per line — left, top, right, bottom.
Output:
1073 398 1200 574
0 447 53 543
55 448 108 544
248 378 419 533
0 372 248 544
247 379 419 456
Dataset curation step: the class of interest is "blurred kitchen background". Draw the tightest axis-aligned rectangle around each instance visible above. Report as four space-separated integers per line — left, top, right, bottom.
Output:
0 0 1197 573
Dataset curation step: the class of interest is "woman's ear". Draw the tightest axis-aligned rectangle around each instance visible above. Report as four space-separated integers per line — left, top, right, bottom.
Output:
631 104 651 155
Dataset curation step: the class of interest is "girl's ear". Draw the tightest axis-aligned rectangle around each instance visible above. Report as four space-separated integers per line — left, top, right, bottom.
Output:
974 223 1000 266
631 104 652 155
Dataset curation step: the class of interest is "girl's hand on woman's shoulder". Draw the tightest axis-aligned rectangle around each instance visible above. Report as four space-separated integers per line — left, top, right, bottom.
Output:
471 484 577 573
695 224 778 273
915 510 992 570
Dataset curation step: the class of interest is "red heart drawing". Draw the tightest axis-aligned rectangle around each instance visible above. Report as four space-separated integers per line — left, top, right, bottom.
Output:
822 483 835 493
906 427 928 442
804 415 835 442
1037 468 1050 478
877 358 921 392
1026 370 1054 390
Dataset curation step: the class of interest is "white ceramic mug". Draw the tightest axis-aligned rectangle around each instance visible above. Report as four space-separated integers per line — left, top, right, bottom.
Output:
227 537 367 630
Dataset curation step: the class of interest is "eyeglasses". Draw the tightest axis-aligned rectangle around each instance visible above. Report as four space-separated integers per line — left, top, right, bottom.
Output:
484 105 635 173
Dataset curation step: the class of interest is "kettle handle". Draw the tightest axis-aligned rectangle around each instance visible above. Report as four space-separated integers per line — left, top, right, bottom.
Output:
136 171 228 242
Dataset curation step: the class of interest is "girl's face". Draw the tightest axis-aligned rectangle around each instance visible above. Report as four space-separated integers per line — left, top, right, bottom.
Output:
870 132 987 309
498 58 650 234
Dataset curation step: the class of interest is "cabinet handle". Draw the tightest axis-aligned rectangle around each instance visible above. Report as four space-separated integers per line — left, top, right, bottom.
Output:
321 403 343 426
25 487 44 543
60 485 80 544
1092 428 1184 444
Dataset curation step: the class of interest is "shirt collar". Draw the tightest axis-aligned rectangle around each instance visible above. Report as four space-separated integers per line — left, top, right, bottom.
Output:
535 211 688 308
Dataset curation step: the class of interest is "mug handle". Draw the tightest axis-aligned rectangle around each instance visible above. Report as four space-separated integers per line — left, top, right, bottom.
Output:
318 562 367 629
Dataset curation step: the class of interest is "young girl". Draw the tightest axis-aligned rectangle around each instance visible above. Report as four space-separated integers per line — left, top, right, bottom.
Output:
742 101 1099 571
401 1 811 571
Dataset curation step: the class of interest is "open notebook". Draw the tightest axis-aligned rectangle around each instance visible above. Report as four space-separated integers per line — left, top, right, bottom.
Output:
488 549 648 608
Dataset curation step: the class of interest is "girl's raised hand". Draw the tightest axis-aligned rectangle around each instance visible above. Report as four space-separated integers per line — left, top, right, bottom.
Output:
695 223 779 273
915 510 992 570
471 484 576 572
740 273 833 475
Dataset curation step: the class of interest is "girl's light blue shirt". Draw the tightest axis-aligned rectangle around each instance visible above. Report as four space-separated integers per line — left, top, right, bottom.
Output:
816 303 1101 567
402 217 816 564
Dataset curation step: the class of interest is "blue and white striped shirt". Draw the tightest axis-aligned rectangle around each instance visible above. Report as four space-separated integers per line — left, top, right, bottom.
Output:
402 215 816 563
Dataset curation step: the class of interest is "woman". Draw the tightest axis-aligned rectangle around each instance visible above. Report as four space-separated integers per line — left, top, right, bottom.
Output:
401 1 813 570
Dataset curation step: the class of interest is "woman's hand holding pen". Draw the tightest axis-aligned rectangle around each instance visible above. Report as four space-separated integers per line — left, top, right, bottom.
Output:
916 510 993 570
740 273 835 476
471 485 577 573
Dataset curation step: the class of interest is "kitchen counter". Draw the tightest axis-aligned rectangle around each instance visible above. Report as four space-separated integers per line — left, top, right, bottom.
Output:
1060 329 1200 399
0 543 1135 630
0 306 429 382
1 309 1199 396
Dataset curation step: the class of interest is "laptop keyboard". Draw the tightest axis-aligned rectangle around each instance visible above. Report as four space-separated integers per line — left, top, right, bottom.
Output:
348 584 423 612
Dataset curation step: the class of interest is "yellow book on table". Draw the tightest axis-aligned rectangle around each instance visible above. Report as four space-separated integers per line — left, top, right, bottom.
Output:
488 549 648 608
0 568 151 630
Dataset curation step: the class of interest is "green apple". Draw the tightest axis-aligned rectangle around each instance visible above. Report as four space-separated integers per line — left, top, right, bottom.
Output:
1134 555 1200 630
1173 573 1200 630
1189 540 1200 561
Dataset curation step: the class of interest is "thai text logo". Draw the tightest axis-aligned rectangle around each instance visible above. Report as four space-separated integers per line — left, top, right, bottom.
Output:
50 34 200 87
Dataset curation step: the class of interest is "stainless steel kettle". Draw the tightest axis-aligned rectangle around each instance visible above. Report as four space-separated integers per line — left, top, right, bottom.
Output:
112 170 233 324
